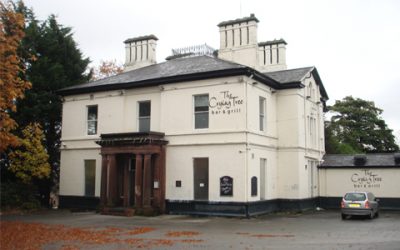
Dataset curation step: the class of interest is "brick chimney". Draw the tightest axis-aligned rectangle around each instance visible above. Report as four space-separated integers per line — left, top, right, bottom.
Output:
123 35 158 72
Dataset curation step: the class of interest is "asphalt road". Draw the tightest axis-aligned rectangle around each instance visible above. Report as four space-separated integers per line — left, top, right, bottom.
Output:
2 209 400 250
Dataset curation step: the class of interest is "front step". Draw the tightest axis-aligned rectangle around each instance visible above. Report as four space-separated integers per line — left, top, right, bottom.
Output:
101 207 135 217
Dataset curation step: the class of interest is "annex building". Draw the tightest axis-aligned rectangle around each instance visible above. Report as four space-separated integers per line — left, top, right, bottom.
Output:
58 14 329 216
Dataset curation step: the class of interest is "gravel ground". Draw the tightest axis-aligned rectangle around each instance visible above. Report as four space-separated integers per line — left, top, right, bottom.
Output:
1 209 400 250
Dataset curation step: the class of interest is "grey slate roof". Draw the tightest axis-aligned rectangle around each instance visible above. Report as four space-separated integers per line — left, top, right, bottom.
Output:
320 153 400 168
58 55 328 100
58 56 256 95
263 67 329 100
263 67 314 84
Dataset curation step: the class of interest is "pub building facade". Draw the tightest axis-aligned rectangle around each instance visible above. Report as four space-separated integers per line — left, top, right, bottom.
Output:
58 14 329 216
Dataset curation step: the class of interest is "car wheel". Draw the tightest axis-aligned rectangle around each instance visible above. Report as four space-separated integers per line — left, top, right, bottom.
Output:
341 213 346 220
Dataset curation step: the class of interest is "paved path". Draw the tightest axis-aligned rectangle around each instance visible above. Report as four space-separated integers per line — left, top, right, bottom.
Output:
1 210 400 249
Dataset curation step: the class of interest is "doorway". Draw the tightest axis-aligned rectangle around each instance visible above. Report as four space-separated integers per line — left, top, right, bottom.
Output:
193 158 209 200
260 158 266 200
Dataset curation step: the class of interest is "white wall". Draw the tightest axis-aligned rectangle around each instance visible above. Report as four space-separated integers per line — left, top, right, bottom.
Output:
319 168 400 198
160 77 246 135
59 149 101 196
166 144 247 202
60 73 325 203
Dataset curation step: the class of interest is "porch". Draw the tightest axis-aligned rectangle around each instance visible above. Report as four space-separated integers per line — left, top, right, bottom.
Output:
96 132 168 216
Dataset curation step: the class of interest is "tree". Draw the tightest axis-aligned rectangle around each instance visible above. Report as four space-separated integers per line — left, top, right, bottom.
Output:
91 59 123 81
12 8 91 200
326 96 399 153
0 0 31 153
8 123 50 184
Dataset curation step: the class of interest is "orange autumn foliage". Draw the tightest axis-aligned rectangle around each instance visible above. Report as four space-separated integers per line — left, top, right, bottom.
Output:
0 1 32 153
0 221 205 249
165 231 201 237
91 59 123 81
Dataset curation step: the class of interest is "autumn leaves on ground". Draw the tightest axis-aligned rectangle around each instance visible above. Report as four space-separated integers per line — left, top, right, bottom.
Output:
0 221 203 250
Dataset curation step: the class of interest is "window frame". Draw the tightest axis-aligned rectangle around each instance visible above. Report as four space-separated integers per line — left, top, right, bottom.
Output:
87 105 98 135
259 96 266 131
138 100 151 132
194 94 209 129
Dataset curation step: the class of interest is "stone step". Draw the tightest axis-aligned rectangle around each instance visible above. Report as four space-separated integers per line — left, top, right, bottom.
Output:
101 207 135 217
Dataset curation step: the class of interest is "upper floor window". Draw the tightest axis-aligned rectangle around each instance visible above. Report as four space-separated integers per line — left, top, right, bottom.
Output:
87 105 98 135
309 116 317 147
259 97 266 131
138 101 151 132
194 94 209 129
307 82 316 101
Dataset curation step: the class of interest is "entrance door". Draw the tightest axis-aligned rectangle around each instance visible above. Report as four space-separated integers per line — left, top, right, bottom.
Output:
308 160 316 197
193 158 209 200
260 158 266 200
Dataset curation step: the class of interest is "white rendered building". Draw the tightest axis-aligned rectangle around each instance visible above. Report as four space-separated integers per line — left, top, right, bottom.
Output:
58 14 328 216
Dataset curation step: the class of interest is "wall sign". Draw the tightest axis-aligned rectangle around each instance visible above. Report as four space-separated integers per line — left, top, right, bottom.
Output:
351 169 382 189
209 91 243 115
220 176 233 196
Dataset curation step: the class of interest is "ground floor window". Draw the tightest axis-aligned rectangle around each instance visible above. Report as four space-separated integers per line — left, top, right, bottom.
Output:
84 160 96 196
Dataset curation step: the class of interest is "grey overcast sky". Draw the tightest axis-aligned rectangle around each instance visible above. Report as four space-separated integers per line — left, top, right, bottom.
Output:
23 0 400 143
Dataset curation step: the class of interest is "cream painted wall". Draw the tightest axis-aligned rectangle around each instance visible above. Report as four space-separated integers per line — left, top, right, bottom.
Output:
166 144 247 202
276 89 302 148
319 168 400 198
246 81 276 137
247 146 278 201
122 87 161 132
160 77 247 134
59 149 101 196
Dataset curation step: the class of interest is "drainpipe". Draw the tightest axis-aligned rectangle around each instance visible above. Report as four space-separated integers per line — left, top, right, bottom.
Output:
245 76 251 207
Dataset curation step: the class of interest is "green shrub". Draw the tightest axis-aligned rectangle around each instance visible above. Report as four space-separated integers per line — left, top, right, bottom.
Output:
0 181 41 210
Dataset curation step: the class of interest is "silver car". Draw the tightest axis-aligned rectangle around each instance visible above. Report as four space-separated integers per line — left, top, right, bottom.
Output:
341 191 379 219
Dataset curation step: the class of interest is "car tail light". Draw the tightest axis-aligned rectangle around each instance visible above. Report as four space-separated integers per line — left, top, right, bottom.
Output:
365 201 370 208
341 201 345 208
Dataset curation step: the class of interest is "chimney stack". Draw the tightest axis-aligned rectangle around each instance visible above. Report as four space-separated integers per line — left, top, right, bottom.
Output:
217 14 288 72
258 39 287 72
217 14 259 68
123 35 158 72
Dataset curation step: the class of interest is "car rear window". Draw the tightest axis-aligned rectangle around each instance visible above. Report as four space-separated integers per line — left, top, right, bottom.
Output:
344 193 366 201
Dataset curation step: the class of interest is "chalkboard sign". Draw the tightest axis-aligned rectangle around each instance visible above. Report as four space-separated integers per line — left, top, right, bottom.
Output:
251 176 257 196
220 176 233 196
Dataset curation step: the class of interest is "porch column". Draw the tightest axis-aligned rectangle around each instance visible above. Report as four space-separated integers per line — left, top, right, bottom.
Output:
100 154 108 206
143 154 152 208
153 153 161 210
108 154 118 206
160 145 167 213
123 156 130 207
135 154 143 208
